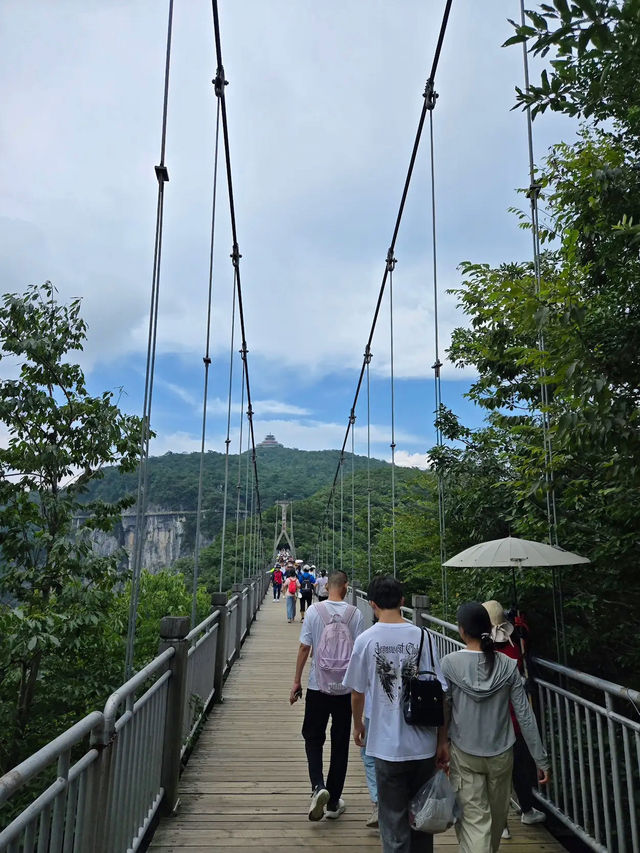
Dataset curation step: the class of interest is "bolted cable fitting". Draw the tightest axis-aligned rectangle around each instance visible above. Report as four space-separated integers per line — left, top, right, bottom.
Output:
213 66 228 98
527 182 542 200
432 359 443 379
424 78 438 111
386 248 397 272
349 410 356 425
364 344 373 365
231 243 242 267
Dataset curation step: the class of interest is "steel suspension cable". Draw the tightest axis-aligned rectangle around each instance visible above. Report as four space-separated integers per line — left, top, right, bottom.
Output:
340 458 344 572
210 0 264 558
388 250 398 579
314 0 454 556
217 267 238 592
125 0 174 679
241 412 251 577
191 97 222 626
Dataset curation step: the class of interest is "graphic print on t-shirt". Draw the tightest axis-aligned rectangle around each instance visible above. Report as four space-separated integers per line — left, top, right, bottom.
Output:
374 641 420 703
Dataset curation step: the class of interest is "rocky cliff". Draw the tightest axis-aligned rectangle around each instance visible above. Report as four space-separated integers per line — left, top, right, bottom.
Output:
87 510 189 573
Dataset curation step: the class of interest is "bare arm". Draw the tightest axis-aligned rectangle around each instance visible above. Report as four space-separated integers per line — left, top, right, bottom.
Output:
290 643 311 704
351 690 366 747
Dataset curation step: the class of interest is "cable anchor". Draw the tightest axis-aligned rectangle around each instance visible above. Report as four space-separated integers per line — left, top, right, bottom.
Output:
213 66 228 98
424 78 438 111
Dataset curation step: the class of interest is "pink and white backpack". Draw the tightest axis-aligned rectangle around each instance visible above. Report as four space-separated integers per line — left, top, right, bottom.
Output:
315 603 357 695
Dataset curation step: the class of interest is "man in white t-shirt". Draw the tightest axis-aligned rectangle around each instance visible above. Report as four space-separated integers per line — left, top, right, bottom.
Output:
289 570 364 822
343 575 449 852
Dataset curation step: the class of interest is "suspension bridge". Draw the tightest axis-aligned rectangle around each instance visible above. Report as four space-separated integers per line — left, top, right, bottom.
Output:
1 0 640 851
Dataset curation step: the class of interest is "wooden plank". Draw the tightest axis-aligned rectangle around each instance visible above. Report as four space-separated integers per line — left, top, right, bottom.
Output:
149 595 564 851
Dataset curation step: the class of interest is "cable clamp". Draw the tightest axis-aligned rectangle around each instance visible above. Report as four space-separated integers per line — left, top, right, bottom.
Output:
432 359 443 378
527 182 542 200
231 243 242 267
349 410 356 425
386 248 397 272
203 356 212 366
213 66 228 98
424 78 438 111
154 164 170 184
364 345 373 364
390 442 396 450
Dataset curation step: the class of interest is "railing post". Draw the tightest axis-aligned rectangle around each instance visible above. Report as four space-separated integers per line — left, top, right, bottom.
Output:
80 717 112 853
212 593 228 704
350 583 357 606
412 594 430 629
232 584 244 655
243 577 253 635
158 615 190 816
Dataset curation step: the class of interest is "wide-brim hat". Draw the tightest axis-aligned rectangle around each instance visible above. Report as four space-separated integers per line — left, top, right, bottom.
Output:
482 600 514 645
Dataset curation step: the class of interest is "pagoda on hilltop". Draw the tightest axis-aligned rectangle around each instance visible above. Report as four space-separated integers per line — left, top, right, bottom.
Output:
258 433 283 448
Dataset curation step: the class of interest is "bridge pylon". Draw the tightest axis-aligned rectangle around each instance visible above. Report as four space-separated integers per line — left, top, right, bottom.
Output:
273 500 295 559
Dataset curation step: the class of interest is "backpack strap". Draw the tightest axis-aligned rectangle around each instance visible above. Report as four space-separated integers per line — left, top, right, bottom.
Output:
417 626 437 676
317 602 357 625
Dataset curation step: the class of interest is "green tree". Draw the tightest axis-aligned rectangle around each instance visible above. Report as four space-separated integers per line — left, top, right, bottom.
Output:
0 282 143 771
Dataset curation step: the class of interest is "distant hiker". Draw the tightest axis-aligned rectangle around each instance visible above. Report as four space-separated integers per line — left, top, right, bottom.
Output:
298 565 316 621
343 575 449 852
315 569 328 602
285 570 299 623
289 570 364 822
272 565 284 601
441 602 550 853
482 600 546 838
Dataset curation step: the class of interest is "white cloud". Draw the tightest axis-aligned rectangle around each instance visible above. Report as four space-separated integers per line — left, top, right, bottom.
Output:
394 450 429 470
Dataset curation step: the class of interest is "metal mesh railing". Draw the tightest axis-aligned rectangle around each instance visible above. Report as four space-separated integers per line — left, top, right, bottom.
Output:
182 611 220 751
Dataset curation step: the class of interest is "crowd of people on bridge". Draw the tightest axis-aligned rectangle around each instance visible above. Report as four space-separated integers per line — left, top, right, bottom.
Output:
270 556 550 853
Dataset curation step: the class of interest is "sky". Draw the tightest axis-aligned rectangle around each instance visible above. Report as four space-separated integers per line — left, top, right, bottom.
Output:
0 1 575 469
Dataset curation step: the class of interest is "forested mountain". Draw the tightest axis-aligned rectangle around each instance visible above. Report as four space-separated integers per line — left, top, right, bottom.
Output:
79 446 396 547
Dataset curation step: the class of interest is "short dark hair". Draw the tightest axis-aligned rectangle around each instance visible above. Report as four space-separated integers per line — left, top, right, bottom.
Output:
367 575 403 610
327 570 348 589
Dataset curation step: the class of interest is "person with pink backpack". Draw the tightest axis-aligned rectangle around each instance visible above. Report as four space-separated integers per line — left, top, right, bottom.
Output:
289 570 364 822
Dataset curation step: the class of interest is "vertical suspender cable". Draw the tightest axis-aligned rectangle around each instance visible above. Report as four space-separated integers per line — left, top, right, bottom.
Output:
425 84 448 619
233 367 246 583
518 0 563 661
387 249 398 578
191 97 222 625
518 0 558 548
350 413 356 581
125 0 174 679
339 457 344 572
366 347 373 582
241 413 251 577
332 489 336 571
217 266 238 592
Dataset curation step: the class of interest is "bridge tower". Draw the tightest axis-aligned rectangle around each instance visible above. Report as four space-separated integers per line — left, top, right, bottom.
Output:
273 500 295 558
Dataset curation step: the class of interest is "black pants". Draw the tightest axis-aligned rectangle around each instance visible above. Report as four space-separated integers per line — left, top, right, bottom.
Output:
300 589 313 612
301 689 352 806
375 756 435 853
512 731 537 812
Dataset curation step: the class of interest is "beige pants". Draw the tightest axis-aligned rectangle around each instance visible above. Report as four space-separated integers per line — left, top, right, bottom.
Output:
450 743 513 853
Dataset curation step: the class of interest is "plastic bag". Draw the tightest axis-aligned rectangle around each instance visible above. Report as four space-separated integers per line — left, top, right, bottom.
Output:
409 770 460 834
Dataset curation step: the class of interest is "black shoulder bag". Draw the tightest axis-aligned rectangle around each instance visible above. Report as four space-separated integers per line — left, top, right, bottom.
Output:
402 627 444 727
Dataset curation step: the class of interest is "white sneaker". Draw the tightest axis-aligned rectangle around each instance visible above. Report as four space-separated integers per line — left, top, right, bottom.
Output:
325 798 346 819
308 787 329 821
501 825 511 839
366 803 378 828
521 807 546 825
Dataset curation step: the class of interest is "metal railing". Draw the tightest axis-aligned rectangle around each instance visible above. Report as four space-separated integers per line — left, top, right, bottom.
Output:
0 570 269 852
350 586 640 853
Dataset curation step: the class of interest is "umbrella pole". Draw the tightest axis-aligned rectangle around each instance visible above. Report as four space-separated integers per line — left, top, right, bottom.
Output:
510 562 530 683
511 565 519 612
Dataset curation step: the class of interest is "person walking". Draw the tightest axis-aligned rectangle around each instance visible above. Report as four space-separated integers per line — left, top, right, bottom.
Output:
343 575 449 852
285 570 299 623
482 600 547 837
298 564 316 621
289 570 364 821
315 569 329 602
441 602 550 853
272 565 284 601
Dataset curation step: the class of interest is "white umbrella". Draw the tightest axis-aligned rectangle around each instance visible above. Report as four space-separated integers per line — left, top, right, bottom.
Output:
443 536 590 569
443 536 590 665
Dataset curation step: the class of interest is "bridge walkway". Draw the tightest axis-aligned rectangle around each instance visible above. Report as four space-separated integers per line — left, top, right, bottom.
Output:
149 597 564 852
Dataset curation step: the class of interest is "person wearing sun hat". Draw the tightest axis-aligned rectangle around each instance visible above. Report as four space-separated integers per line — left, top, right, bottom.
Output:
482 600 547 836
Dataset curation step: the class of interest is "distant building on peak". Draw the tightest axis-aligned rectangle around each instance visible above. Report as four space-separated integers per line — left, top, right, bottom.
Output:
258 433 283 448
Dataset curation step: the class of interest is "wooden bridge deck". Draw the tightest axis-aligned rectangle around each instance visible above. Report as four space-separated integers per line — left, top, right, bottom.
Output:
149 596 564 852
